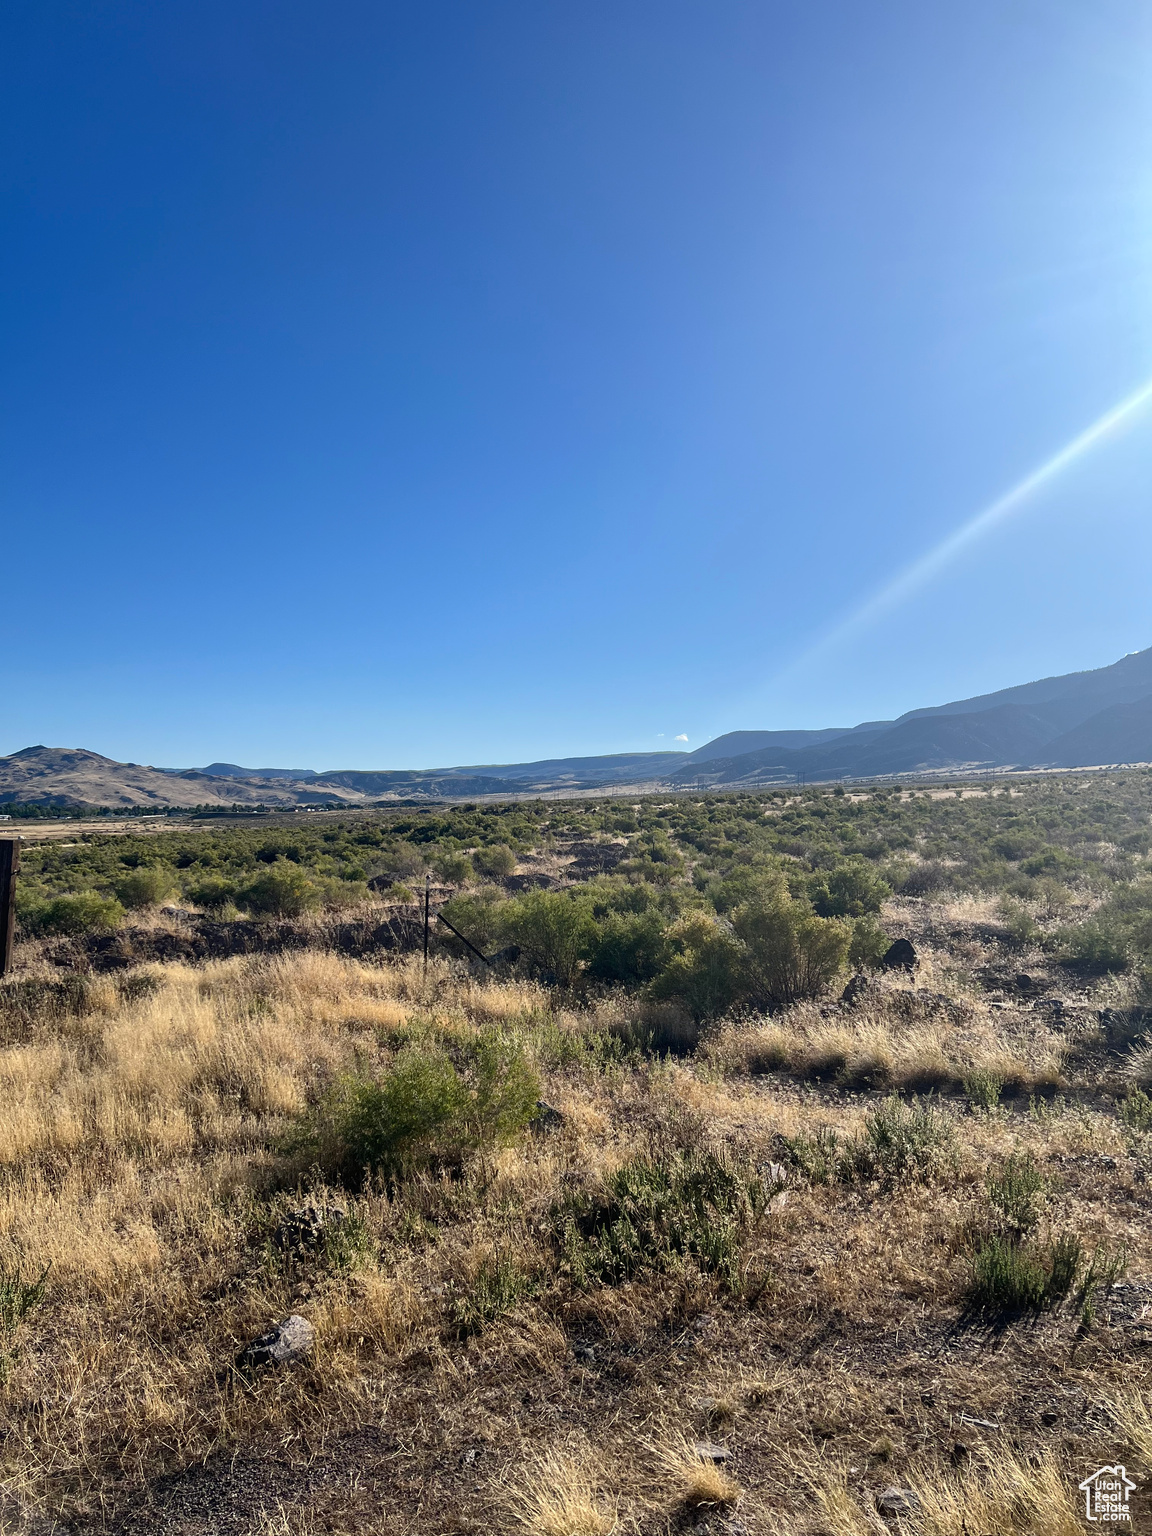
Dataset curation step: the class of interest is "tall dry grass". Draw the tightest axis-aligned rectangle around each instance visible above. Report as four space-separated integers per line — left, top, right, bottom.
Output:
0 952 555 1518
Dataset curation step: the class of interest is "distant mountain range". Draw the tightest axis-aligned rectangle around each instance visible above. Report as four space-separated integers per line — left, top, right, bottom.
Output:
4 646 1152 809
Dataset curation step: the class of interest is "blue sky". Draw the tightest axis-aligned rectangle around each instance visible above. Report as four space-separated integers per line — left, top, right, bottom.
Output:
5 2 1152 770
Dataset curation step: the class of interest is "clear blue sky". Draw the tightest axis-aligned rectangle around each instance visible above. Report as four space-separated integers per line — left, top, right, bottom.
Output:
5 2 1152 770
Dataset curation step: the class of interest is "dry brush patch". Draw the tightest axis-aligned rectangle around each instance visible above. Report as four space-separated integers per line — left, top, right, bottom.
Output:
0 934 1148 1532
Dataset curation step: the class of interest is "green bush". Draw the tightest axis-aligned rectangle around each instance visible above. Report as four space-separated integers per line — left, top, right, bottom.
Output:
439 888 508 955
732 894 852 1011
587 909 671 983
555 1147 764 1290
968 1234 1049 1312
809 857 890 918
185 875 240 912
648 913 744 1021
24 892 124 936
500 890 596 985
312 877 371 910
455 1031 541 1151
305 1033 538 1184
452 1251 534 1335
239 859 319 918
986 1153 1045 1234
841 1095 953 1186
0 1261 48 1338
962 1067 1005 1111
848 914 890 970
779 1125 841 1185
473 844 517 879
1058 918 1131 973
432 849 475 886
1120 1088 1152 1132
968 1229 1082 1315
113 864 177 909
998 896 1040 949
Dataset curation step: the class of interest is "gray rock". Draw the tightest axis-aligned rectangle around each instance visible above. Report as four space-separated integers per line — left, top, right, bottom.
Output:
692 1441 732 1462
237 1314 315 1369
529 1099 564 1134
877 1485 919 1515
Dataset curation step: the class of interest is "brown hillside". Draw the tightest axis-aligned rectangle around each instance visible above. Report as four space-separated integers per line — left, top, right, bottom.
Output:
0 746 366 809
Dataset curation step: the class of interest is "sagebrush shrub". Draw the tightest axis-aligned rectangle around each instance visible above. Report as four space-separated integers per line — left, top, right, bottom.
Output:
22 892 123 936
303 1032 539 1184
240 859 318 918
963 1067 1005 1111
842 1095 953 1185
1120 1088 1152 1131
733 895 852 1011
986 1153 1045 1234
113 864 176 909
555 1147 764 1290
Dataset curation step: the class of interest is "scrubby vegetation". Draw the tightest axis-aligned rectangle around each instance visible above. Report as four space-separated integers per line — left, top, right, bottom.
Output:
0 773 1150 1531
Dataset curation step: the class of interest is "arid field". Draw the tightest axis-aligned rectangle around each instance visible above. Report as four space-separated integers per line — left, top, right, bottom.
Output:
1 781 1151 1532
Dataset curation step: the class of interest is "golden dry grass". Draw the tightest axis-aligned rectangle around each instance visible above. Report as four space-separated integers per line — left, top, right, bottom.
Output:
0 926 1146 1533
817 1450 1084 1536
509 1447 616 1535
652 1431 741 1510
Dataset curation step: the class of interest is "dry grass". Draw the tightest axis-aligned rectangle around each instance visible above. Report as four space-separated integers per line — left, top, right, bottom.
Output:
0 917 1147 1533
818 1450 1084 1536
509 1447 616 1535
706 976 1068 1095
652 1432 741 1510
1113 1386 1152 1464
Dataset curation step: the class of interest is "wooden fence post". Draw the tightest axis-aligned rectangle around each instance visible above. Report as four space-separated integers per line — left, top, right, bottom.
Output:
0 838 19 979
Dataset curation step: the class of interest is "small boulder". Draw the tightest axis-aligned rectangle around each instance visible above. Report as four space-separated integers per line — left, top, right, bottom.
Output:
876 1485 919 1516
274 1202 346 1256
529 1100 564 1134
880 938 917 973
841 972 878 1007
237 1314 315 1370
691 1442 732 1462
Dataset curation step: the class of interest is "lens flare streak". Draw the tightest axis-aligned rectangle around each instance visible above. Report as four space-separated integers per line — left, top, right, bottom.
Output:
781 375 1152 678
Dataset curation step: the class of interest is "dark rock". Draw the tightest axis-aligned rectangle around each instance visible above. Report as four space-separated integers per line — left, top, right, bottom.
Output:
841 972 881 1007
880 938 917 972
237 1314 315 1369
877 1486 919 1515
273 1202 346 1256
504 873 561 893
529 1100 564 1134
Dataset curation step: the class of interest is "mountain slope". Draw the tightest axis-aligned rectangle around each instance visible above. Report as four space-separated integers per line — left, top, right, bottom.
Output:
1045 693 1152 768
315 751 686 796
897 647 1152 730
675 648 1152 784
686 729 854 763
0 748 364 810
196 763 320 780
